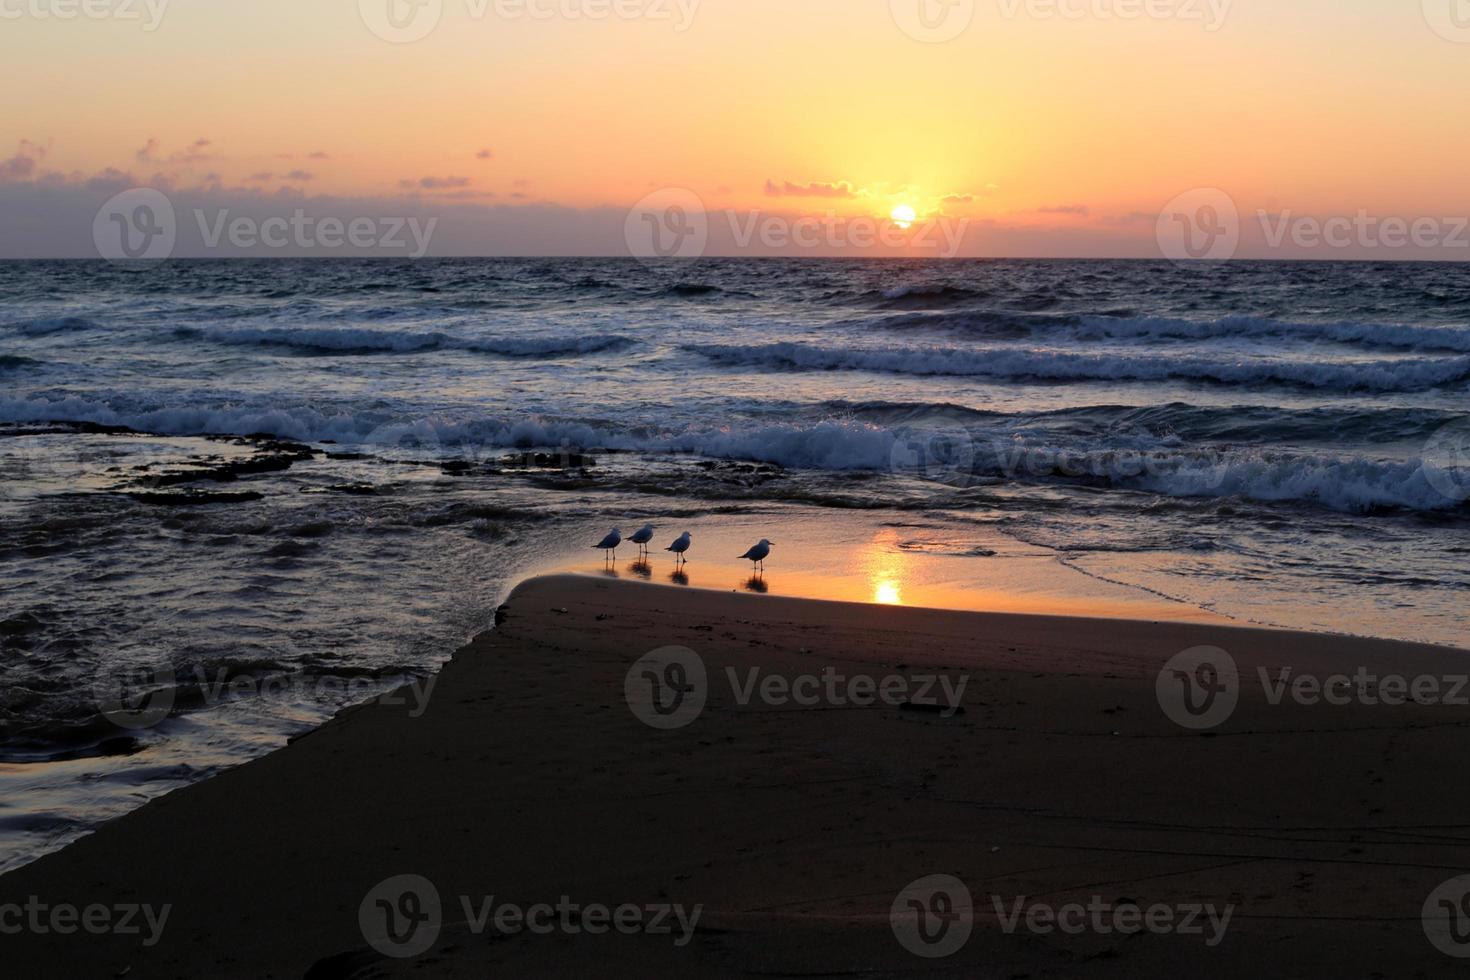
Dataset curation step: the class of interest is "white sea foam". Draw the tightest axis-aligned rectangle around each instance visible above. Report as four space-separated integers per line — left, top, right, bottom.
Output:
2 394 1463 513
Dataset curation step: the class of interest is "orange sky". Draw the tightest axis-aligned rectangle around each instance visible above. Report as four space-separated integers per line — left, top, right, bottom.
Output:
3 0 1470 256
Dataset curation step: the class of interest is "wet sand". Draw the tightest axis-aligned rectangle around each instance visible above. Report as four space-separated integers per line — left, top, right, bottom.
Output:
2 574 1469 978
533 514 1238 624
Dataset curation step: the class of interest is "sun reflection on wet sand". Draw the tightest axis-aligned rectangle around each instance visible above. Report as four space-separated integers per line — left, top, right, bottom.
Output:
864 529 911 606
874 581 901 605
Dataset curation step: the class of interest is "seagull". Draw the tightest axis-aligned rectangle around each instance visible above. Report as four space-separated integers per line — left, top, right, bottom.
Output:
666 531 692 564
629 524 655 556
593 528 622 561
739 539 773 572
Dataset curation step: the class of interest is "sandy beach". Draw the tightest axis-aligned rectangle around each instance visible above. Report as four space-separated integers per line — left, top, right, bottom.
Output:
3 574 1468 977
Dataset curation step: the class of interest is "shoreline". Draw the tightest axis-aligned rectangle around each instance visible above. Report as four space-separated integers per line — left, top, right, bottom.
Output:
3 575 1468 977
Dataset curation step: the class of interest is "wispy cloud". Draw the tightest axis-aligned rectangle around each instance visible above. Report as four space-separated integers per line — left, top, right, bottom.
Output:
175 139 216 163
137 137 217 165
401 176 472 190
764 179 857 199
0 140 46 180
945 184 1000 203
1037 204 1090 216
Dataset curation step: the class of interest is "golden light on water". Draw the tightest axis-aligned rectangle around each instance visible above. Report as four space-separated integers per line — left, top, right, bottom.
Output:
874 580 903 605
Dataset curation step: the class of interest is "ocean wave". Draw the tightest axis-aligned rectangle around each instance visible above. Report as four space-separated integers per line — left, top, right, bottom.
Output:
1124 453 1458 514
0 355 42 371
874 310 1470 353
686 341 1470 392
4 316 98 337
873 284 990 309
176 326 635 358
4 393 1466 514
661 283 728 298
822 400 1452 446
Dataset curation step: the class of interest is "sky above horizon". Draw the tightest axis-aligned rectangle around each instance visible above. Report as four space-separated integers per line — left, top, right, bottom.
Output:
3 0 1470 258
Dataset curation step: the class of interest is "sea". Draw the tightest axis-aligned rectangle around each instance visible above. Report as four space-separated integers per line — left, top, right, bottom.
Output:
2 257 1468 871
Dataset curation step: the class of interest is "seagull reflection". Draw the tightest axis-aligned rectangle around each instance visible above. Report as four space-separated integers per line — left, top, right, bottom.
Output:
743 575 769 594
629 559 652 579
670 569 690 586
599 565 620 579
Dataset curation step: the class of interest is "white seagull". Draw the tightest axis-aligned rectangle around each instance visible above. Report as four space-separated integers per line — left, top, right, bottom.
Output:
629 524 656 556
739 539 774 572
666 531 692 564
593 528 622 561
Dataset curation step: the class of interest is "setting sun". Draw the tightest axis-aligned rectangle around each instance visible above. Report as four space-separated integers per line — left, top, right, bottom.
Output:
890 205 917 230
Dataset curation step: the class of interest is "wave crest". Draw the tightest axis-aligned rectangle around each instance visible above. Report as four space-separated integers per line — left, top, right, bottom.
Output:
873 310 1470 353
687 341 1470 392
177 326 635 358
